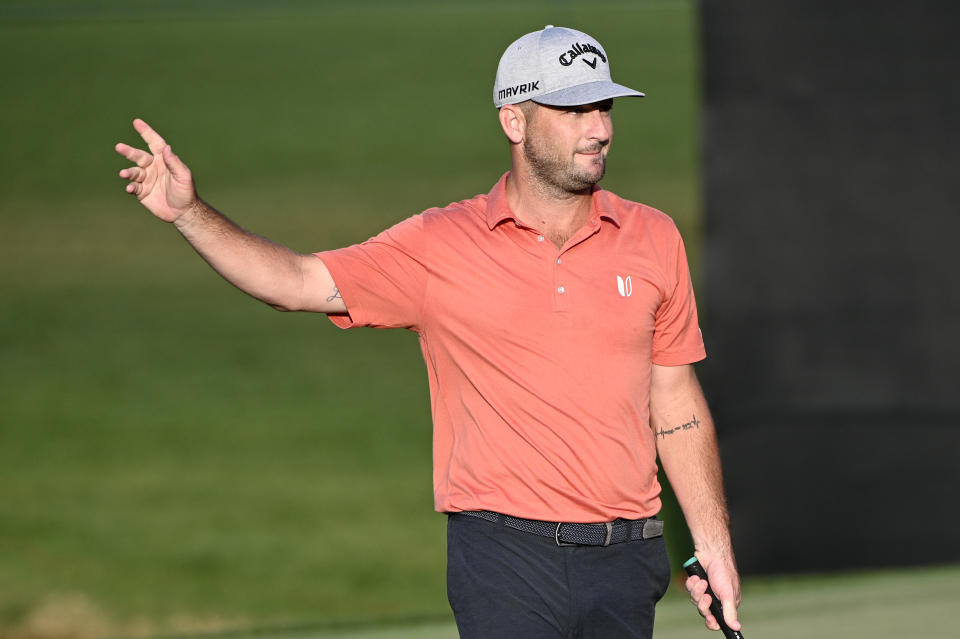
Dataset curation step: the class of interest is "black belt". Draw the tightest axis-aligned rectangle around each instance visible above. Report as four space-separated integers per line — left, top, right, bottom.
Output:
455 510 664 547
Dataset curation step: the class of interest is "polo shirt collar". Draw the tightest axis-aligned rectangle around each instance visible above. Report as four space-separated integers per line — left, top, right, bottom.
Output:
485 172 623 231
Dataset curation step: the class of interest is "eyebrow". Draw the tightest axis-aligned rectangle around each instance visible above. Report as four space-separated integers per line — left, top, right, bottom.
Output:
544 99 615 113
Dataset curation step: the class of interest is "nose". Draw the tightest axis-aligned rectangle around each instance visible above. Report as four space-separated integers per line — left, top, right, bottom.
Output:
583 109 612 146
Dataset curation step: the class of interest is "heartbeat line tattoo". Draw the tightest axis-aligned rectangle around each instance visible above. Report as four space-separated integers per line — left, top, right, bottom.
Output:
326 287 342 303
657 414 701 439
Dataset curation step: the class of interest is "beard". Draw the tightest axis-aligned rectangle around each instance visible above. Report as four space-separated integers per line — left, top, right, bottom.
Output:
522 135 607 195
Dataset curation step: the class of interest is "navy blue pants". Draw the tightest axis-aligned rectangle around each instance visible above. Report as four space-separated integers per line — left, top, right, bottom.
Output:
446 513 671 639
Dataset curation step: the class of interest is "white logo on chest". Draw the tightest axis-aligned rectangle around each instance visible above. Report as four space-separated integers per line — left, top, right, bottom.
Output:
616 275 633 297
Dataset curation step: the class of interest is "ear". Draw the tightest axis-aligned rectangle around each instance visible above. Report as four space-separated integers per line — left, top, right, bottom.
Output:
498 104 526 144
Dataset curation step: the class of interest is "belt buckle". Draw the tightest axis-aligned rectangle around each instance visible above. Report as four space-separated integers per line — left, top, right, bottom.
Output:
555 522 577 547
602 521 614 546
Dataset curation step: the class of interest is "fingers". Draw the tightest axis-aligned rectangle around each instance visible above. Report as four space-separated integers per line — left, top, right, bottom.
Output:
119 163 148 197
133 118 168 154
697 593 720 630
685 552 743 633
685 576 721 631
116 119 195 207
114 142 153 168
118 166 146 182
695 589 718 630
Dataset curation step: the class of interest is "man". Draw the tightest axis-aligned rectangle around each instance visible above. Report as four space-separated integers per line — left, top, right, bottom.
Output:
116 25 740 639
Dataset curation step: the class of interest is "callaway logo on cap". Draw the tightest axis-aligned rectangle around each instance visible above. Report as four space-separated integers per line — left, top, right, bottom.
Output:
493 25 645 108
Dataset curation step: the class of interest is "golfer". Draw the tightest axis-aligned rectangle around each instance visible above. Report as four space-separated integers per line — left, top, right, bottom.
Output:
116 25 741 639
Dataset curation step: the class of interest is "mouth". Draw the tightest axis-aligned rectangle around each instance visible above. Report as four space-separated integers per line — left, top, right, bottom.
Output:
576 149 605 164
576 146 605 157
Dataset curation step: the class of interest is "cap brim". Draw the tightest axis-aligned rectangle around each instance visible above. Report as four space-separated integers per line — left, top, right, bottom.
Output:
533 80 645 107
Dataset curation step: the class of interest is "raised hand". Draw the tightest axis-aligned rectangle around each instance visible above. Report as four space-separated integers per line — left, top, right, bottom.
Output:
113 118 342 314
115 119 197 223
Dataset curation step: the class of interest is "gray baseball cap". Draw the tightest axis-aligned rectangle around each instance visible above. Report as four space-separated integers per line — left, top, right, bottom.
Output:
493 25 644 108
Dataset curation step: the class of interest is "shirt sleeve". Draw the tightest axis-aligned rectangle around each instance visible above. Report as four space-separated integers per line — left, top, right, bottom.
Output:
313 213 428 332
651 229 707 366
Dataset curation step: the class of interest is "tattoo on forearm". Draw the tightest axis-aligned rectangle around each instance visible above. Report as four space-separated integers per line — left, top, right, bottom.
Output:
326 287 342 303
657 414 701 439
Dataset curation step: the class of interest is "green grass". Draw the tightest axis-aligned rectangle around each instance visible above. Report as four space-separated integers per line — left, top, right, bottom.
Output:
654 564 960 639
155 564 960 638
0 1 706 637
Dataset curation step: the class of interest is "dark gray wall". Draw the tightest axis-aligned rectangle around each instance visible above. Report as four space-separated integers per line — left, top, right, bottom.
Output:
699 1 960 573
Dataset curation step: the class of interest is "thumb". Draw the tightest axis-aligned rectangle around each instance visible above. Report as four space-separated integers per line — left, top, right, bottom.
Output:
162 145 191 182
721 597 741 631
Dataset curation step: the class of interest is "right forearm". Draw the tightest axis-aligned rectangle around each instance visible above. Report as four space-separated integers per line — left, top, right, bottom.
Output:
173 199 306 311
116 119 343 314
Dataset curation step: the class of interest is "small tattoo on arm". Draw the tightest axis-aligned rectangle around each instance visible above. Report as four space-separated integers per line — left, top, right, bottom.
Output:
657 414 701 439
326 287 342 303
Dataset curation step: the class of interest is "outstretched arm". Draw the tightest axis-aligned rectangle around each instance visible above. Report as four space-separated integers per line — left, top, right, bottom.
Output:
650 363 742 634
115 118 344 314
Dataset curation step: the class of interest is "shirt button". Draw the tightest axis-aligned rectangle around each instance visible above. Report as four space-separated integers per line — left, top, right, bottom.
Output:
557 286 565 294
537 235 545 242
557 258 562 264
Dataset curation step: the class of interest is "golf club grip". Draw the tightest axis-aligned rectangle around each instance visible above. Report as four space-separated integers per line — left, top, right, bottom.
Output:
683 557 744 639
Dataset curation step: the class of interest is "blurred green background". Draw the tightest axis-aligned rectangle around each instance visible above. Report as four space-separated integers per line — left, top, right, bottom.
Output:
1 1 955 638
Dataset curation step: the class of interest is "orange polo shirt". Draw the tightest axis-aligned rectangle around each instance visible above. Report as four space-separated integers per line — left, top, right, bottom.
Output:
315 173 705 522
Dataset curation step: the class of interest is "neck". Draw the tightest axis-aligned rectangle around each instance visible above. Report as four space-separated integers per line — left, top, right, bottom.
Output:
505 166 594 248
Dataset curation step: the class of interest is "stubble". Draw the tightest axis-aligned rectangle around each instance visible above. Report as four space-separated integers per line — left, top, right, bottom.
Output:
522 134 607 196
